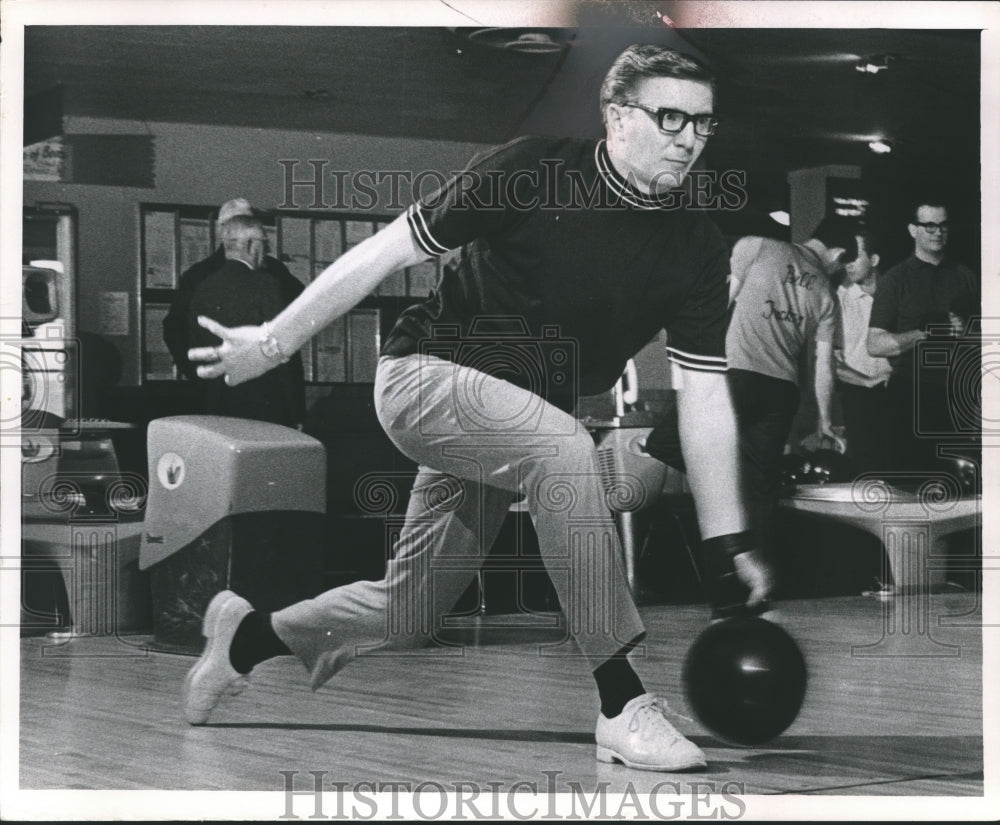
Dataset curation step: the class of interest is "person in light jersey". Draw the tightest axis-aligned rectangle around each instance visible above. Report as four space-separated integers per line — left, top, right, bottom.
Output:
725 217 854 579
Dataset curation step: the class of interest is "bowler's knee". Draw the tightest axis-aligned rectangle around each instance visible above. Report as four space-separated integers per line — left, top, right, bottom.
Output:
521 432 603 502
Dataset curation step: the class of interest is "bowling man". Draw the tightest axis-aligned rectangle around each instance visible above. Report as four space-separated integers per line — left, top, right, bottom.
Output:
185 44 771 772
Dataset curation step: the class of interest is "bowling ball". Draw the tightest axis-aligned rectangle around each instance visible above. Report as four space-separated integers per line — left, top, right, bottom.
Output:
943 455 979 496
803 448 853 484
779 453 811 488
682 616 807 745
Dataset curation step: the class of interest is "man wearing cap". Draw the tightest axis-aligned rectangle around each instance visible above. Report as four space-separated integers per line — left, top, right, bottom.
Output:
162 198 305 385
186 214 306 427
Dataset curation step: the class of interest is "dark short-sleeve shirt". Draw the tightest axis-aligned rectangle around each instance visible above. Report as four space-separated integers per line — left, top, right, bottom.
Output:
869 254 980 376
382 136 730 410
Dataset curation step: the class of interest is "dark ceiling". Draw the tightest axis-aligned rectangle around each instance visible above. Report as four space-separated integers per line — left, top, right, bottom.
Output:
24 24 982 215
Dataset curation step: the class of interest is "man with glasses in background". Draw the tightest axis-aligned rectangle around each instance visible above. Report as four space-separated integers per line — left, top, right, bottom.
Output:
868 199 980 475
181 44 771 773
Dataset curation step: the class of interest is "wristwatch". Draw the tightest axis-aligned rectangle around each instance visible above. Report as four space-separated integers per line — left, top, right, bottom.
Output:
258 322 290 363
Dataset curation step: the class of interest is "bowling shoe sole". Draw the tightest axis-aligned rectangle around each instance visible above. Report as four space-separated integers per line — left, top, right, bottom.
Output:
595 745 706 772
182 590 252 725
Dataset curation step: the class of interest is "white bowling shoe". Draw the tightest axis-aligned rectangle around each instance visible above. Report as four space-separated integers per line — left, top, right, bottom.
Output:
595 693 707 771
182 589 253 725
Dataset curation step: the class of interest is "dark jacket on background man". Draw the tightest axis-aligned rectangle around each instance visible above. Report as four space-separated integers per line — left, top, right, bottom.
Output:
185 256 306 427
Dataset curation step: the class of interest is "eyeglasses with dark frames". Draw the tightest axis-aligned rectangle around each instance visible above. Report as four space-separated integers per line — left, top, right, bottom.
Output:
913 221 949 233
621 102 719 137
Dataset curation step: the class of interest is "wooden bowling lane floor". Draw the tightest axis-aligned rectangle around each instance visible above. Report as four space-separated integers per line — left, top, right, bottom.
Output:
17 594 986 801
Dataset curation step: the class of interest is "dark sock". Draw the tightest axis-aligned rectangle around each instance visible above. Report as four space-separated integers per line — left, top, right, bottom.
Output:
593 640 645 719
229 611 291 675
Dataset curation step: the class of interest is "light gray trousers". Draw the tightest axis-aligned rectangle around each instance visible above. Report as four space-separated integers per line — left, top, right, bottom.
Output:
273 354 645 689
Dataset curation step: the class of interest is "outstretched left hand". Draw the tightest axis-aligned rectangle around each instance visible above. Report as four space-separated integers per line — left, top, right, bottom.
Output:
187 316 275 387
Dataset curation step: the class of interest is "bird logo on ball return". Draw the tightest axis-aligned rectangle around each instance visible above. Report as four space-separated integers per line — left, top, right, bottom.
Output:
157 452 186 489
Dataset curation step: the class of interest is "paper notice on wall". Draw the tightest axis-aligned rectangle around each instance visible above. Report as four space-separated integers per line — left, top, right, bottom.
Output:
23 137 66 181
98 291 130 336
314 219 342 266
279 216 312 285
179 218 213 272
344 220 374 250
143 304 175 380
314 316 346 382
143 210 177 288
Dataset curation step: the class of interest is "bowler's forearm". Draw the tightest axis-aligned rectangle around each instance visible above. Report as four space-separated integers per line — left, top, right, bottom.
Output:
676 370 747 540
814 343 836 430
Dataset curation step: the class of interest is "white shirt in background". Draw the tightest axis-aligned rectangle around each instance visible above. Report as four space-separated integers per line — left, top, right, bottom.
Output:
835 282 892 388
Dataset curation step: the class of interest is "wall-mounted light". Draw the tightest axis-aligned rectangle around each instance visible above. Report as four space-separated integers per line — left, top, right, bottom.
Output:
463 28 570 54
868 139 893 154
768 210 791 227
855 54 895 75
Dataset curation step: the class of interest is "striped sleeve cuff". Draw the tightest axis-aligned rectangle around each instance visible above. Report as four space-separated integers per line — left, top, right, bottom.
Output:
665 346 727 372
406 203 451 257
